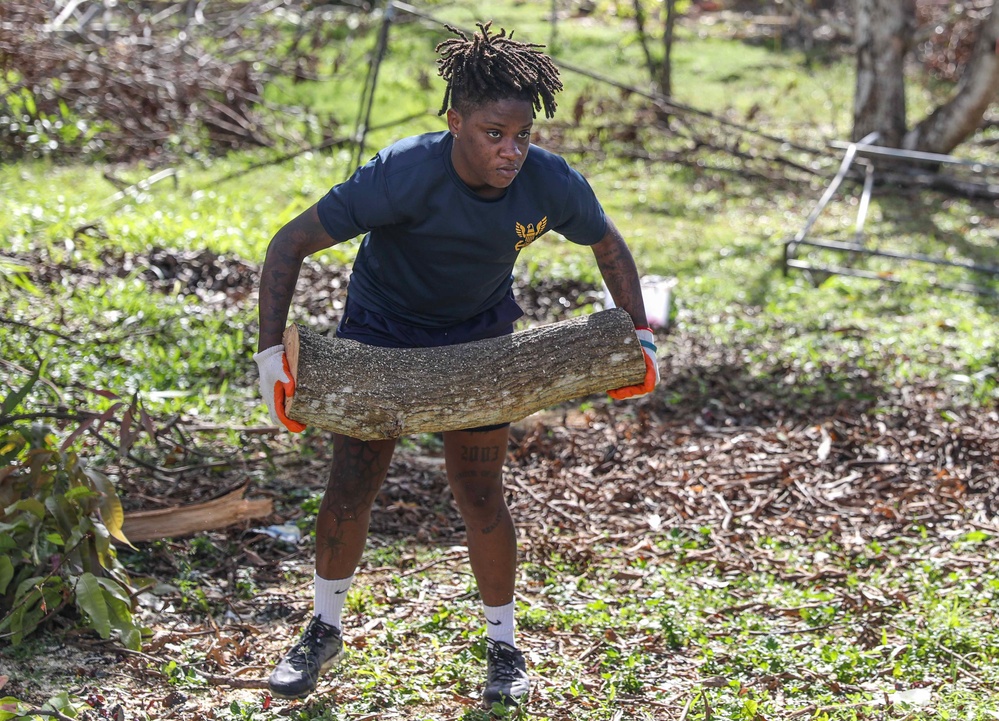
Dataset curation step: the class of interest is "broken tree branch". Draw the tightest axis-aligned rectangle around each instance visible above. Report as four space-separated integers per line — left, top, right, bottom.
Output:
121 484 273 542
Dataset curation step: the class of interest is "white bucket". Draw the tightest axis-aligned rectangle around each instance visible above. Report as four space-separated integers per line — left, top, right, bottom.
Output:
603 275 676 329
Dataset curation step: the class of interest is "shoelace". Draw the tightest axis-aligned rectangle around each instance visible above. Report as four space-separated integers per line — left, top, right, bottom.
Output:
488 644 523 681
288 621 335 667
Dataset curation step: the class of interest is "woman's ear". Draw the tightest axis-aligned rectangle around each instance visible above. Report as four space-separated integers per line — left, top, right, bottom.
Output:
446 108 462 138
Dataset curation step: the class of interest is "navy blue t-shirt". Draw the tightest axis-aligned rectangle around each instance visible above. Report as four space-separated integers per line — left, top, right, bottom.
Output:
316 131 607 328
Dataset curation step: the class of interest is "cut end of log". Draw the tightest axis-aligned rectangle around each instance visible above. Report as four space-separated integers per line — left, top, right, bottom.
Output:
283 324 300 384
282 324 302 422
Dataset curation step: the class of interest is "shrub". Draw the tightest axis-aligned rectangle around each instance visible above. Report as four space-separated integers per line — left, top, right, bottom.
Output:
0 372 145 649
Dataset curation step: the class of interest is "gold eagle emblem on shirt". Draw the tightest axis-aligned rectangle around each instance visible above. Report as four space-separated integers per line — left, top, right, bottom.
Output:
515 216 548 250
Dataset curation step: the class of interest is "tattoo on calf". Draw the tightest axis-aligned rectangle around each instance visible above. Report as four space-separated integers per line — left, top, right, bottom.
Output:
323 534 346 556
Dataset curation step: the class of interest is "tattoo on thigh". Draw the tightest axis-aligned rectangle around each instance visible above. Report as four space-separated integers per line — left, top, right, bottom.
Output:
459 444 502 464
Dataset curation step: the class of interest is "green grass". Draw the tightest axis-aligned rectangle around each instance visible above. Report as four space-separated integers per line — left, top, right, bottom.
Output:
101 531 999 720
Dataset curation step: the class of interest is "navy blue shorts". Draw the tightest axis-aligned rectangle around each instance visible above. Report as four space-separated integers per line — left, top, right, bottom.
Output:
336 290 524 433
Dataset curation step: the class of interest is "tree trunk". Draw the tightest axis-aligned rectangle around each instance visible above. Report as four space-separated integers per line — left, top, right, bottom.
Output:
283 309 647 440
661 0 677 98
904 2 999 154
632 0 657 87
853 0 915 146
631 0 676 98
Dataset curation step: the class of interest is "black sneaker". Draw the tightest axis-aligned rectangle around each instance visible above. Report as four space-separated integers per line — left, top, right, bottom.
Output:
268 616 344 699
482 640 530 709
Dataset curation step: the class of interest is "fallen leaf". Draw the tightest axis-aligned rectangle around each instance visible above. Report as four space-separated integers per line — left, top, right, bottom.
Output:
889 687 932 706
700 675 730 688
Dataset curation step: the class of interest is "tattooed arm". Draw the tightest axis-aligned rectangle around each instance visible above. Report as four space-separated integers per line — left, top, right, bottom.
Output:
590 218 649 328
257 204 338 352
591 218 659 399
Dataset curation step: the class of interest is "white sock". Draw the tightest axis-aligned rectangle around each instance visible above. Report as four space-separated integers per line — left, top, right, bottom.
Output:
483 600 516 648
313 573 353 630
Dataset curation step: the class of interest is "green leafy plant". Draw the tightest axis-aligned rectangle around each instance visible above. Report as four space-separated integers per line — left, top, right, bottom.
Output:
0 255 40 296
0 370 144 650
0 691 81 720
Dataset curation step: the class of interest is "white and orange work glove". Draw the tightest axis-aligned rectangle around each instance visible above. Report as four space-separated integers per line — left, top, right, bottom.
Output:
608 326 660 400
253 344 307 433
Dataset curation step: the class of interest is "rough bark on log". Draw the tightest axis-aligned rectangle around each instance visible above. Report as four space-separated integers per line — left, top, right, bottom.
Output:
283 308 647 440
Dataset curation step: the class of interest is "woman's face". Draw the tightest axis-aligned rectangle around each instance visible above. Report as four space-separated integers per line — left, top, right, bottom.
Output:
447 98 534 199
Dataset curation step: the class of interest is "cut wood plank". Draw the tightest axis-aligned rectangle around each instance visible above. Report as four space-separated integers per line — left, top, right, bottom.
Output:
121 484 273 542
283 308 646 440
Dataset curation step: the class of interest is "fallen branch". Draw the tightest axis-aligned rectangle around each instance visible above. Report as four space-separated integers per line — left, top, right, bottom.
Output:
121 484 272 542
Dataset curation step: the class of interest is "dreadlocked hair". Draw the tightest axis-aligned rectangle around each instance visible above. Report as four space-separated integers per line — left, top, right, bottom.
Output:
435 21 563 119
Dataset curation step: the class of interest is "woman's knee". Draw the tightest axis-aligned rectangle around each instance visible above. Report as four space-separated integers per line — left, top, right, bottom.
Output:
452 476 505 516
323 435 396 519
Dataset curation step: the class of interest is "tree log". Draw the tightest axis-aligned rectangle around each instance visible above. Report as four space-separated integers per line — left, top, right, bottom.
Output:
283 308 646 440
